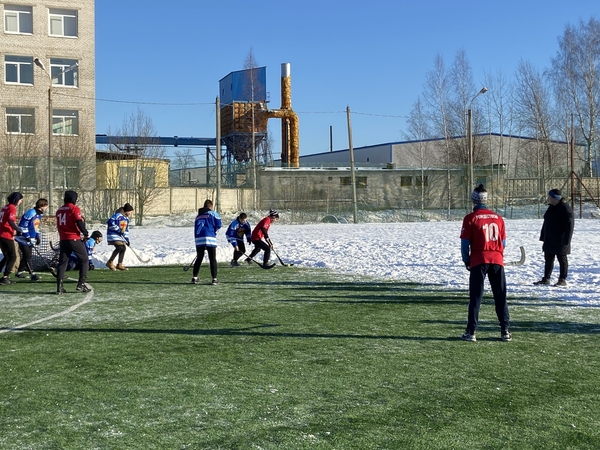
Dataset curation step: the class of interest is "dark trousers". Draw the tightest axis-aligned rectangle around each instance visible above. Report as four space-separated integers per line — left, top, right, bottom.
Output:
193 246 217 279
467 263 510 333
544 253 568 280
108 242 127 264
17 243 33 273
233 241 246 261
0 237 17 277
248 240 271 265
57 239 88 286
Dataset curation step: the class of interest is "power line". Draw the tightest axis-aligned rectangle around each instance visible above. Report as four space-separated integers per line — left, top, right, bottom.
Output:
56 91 408 117
55 91 213 106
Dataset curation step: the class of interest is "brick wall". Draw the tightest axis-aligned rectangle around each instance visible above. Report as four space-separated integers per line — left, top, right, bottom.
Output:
0 0 95 186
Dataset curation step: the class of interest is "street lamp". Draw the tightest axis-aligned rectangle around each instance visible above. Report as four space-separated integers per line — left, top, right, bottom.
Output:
468 86 488 191
33 57 78 214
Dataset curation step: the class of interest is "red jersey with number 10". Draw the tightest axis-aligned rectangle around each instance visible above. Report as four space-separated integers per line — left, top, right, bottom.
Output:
56 203 84 240
460 208 505 267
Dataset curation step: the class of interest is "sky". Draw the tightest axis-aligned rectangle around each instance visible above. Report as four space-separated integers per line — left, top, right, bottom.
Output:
84 214 600 307
94 0 600 161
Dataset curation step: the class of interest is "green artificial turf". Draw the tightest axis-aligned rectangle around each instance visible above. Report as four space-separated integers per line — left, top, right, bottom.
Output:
1 265 599 449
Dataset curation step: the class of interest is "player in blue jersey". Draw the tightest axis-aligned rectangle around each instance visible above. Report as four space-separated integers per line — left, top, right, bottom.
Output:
106 203 133 271
192 199 222 285
67 231 103 271
225 213 251 267
15 198 48 281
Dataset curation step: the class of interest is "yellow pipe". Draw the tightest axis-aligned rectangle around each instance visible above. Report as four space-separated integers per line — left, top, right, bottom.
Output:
260 108 299 167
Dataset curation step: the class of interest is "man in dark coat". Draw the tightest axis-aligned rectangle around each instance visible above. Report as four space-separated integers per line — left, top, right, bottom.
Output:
534 189 574 287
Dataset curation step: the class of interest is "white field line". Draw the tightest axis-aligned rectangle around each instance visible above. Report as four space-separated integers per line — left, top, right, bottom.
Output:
0 289 94 334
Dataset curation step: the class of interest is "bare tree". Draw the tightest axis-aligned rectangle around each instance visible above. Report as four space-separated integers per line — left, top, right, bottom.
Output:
422 54 455 214
171 148 198 185
514 60 563 178
549 17 600 176
110 109 166 226
172 148 197 171
244 47 259 206
0 132 42 192
448 49 475 165
53 126 97 190
483 69 515 209
404 96 434 211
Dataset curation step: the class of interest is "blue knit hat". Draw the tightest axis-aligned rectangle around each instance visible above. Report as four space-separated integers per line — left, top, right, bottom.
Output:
548 189 562 201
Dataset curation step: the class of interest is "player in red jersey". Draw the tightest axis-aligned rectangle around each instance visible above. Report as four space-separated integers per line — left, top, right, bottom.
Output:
55 190 91 294
246 209 279 268
460 184 511 342
0 192 24 285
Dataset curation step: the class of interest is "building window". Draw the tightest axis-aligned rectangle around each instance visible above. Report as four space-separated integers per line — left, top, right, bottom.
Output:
5 55 34 85
416 176 428 187
4 5 33 34
50 58 78 87
6 107 35 134
54 160 80 189
48 8 77 37
142 167 156 188
119 166 135 189
340 176 368 188
400 176 412 187
52 109 79 135
8 162 36 188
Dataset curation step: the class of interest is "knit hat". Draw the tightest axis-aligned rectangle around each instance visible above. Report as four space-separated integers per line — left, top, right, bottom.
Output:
7 192 23 205
548 189 562 201
471 184 488 204
269 209 279 218
91 230 103 240
123 203 134 212
64 190 78 204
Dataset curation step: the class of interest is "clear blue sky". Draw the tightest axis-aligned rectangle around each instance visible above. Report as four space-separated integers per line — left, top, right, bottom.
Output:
95 0 599 159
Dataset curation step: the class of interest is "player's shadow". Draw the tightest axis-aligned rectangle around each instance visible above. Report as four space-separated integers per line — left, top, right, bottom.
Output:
425 319 600 335
11 323 459 341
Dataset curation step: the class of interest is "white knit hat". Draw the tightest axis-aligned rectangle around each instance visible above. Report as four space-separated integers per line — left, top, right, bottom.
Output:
471 184 488 204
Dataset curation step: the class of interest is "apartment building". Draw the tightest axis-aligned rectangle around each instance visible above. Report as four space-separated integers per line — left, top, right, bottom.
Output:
0 0 95 201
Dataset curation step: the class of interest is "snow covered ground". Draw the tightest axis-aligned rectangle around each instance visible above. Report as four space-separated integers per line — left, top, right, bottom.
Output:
87 212 600 307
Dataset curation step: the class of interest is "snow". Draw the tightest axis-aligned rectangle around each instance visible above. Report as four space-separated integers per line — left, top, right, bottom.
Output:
87 211 600 307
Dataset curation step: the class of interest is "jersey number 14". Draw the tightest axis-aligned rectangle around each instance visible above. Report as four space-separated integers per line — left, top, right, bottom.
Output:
57 212 67 226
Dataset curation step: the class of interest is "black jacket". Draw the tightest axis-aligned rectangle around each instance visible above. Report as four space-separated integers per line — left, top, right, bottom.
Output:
539 201 574 255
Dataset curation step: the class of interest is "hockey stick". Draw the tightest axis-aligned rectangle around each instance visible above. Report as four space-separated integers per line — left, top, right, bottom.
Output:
272 248 294 267
243 254 276 270
183 256 197 272
31 244 58 278
47 241 86 282
127 245 151 263
505 246 526 267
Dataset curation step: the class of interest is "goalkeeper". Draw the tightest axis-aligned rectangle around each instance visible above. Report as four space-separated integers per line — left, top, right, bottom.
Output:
15 198 48 281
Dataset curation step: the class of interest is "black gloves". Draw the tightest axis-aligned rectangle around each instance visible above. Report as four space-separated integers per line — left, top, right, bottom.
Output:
464 261 470 271
89 263 95 270
35 235 41 245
